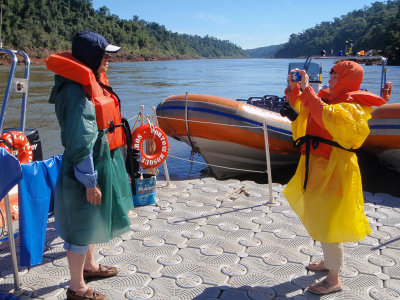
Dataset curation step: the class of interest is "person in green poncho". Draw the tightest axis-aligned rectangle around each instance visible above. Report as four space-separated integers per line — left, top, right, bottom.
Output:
47 31 134 300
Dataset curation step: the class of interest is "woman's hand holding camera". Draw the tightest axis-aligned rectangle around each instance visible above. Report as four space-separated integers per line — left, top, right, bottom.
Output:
287 68 300 91
298 70 309 90
288 69 309 91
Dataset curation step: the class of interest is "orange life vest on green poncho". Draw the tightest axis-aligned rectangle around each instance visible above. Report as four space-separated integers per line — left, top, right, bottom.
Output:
45 52 126 150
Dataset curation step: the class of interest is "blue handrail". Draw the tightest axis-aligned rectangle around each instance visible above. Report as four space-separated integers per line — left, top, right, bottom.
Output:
0 49 31 134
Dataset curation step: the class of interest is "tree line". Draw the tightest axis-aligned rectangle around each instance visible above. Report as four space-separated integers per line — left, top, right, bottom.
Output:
0 0 248 60
273 0 400 65
245 44 282 58
1 0 399 64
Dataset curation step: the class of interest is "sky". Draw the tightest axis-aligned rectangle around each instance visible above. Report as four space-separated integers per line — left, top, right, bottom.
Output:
92 0 380 50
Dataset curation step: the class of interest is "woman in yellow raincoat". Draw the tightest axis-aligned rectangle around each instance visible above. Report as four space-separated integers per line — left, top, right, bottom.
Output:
283 61 385 295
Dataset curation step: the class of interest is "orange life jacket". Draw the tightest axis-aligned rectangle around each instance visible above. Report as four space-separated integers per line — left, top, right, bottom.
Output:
300 61 386 160
45 52 126 150
304 88 386 160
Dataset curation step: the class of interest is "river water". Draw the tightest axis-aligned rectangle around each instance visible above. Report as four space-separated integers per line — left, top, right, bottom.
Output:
1 58 400 183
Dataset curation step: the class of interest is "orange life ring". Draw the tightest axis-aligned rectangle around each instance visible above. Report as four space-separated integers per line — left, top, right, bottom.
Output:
131 124 169 169
0 131 33 164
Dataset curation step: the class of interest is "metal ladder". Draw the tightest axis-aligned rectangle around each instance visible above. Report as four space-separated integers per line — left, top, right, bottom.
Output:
0 48 31 296
0 49 30 135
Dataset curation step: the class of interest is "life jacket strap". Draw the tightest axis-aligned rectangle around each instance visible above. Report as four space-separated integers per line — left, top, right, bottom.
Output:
293 135 356 191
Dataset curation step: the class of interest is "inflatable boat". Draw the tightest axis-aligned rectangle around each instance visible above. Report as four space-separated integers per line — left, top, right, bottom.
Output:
363 103 400 172
156 93 299 179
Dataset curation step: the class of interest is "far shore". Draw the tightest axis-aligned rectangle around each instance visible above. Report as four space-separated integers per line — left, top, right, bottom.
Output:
0 49 247 66
1 49 398 66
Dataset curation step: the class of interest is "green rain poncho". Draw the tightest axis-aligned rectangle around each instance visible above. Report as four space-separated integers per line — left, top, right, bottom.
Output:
49 75 133 245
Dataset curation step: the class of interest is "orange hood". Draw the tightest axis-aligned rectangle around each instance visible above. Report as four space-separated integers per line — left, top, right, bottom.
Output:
330 60 363 100
319 60 385 107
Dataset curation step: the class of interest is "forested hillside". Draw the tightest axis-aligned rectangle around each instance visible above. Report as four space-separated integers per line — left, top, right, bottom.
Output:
245 44 283 58
0 0 399 64
0 0 248 61
274 0 400 65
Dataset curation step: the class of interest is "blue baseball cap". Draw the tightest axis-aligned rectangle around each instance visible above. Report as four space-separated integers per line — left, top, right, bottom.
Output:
72 30 121 72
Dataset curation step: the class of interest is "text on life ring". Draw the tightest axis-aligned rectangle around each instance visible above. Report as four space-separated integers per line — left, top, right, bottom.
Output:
132 124 169 169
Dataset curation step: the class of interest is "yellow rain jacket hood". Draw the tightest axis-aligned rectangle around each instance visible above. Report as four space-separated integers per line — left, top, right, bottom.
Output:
283 61 384 243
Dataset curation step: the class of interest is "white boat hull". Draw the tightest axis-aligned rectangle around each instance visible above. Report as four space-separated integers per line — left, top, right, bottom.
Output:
180 136 299 179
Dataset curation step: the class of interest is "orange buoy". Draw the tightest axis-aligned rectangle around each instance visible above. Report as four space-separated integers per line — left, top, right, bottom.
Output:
0 131 33 164
131 124 169 169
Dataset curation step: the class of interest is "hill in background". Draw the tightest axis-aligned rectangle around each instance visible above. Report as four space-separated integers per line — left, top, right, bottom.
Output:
245 1 399 65
1 0 248 61
245 44 283 58
273 0 400 65
1 0 399 64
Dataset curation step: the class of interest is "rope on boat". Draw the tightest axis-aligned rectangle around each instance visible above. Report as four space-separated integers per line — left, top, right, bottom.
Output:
157 115 264 129
36 110 276 197
220 186 248 201
40 114 265 134
156 109 275 202
39 114 142 134
166 154 267 174
126 114 140 123
37 112 276 175
27 108 276 201
184 92 198 153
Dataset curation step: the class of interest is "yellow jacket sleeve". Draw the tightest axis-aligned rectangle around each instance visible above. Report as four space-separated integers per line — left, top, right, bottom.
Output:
285 89 309 141
322 103 372 149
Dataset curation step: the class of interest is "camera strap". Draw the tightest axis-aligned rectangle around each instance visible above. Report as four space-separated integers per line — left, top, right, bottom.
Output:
293 135 356 191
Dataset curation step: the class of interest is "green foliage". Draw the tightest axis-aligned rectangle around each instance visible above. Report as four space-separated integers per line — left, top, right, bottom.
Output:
246 44 284 58
1 0 398 63
274 0 400 64
0 0 248 60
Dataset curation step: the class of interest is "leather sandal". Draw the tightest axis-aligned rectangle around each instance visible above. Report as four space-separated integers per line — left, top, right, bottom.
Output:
66 288 106 300
83 264 118 279
308 279 342 295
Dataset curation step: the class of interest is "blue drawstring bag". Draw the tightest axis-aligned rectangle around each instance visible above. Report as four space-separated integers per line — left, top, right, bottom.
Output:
133 173 156 206
0 292 19 300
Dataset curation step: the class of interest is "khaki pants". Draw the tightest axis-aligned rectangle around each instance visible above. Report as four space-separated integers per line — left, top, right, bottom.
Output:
321 242 344 270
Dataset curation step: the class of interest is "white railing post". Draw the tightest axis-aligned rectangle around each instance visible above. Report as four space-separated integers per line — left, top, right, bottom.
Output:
140 105 144 125
263 120 274 204
152 106 171 187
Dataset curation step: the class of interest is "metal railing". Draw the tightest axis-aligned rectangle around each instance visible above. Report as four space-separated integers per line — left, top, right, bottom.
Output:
0 48 30 296
0 49 31 134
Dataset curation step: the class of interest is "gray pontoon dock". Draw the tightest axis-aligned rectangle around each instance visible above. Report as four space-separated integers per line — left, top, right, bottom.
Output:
1 177 400 299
